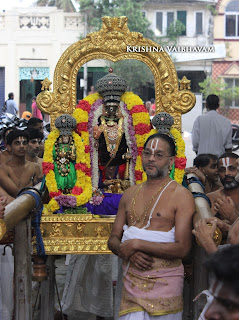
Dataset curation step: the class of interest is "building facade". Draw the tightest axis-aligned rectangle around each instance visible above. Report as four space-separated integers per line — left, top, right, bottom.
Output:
0 6 107 116
213 0 239 123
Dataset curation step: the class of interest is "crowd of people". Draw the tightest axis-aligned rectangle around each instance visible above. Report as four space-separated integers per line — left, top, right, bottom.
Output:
0 90 238 320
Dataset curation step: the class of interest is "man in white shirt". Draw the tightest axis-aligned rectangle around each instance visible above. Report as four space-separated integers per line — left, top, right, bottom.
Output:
4 93 18 116
192 95 232 157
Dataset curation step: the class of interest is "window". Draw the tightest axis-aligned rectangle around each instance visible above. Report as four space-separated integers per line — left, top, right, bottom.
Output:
156 12 163 35
177 11 186 36
155 10 187 37
167 12 174 33
224 78 239 107
196 12 203 35
225 1 239 37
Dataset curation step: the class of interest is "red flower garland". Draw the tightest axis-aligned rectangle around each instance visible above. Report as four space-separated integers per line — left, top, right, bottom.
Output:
49 191 62 198
130 105 147 115
76 122 88 133
75 163 91 176
175 157 187 170
134 123 151 135
135 170 143 181
76 100 91 113
42 162 54 175
85 145 90 153
137 147 144 156
71 186 83 195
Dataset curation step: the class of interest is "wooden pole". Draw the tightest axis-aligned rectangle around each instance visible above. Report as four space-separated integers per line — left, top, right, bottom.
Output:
14 218 32 320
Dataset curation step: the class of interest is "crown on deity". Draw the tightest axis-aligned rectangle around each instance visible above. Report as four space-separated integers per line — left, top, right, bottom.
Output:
55 114 77 136
152 112 174 135
95 67 127 103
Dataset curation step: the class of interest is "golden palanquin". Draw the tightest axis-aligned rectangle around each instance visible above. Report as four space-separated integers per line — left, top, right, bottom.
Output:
37 16 196 255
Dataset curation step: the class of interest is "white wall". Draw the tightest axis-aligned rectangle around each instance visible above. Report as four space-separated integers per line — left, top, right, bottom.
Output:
182 93 202 133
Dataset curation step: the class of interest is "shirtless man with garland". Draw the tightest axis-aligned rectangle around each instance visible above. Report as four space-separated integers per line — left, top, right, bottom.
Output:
0 129 42 198
108 133 195 320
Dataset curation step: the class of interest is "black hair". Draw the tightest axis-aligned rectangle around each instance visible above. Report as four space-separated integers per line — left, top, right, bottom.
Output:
27 117 43 129
205 244 239 295
32 96 36 101
26 128 44 141
144 133 176 156
193 154 218 168
218 152 239 164
8 92 14 99
6 129 29 145
206 94 219 110
3 126 15 141
150 98 155 104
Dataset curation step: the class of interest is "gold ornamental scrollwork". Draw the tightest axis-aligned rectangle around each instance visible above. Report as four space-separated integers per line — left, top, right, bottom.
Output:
36 214 115 254
36 16 196 131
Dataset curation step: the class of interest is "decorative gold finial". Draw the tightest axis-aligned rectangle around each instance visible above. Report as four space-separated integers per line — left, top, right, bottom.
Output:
41 77 52 91
0 219 7 240
179 76 191 90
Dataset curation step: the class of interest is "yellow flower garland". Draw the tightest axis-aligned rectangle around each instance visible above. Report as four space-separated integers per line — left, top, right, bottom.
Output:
43 130 92 214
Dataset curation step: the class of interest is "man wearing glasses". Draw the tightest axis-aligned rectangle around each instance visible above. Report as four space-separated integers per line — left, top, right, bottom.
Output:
108 133 195 320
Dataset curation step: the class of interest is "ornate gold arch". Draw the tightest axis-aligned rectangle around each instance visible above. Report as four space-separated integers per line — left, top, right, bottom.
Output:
36 16 196 131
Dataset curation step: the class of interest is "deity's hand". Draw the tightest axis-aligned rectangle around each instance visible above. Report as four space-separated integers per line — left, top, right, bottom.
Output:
129 252 154 271
93 125 103 140
0 196 7 219
118 239 138 260
214 196 237 223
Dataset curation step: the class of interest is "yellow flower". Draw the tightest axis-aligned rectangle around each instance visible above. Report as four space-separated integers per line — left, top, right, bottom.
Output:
73 109 89 123
132 113 150 125
84 93 102 105
121 92 143 110
135 134 146 147
80 132 90 145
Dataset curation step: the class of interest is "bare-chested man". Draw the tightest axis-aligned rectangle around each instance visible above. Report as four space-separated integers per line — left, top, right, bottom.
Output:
193 155 239 254
0 127 15 165
25 128 44 175
207 153 239 223
108 133 195 320
0 129 42 198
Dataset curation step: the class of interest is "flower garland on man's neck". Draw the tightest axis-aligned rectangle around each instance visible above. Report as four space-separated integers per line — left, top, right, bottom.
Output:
145 127 186 184
42 129 92 214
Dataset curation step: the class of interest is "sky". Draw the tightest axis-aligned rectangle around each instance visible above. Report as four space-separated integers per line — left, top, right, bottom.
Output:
0 0 79 11
0 0 36 11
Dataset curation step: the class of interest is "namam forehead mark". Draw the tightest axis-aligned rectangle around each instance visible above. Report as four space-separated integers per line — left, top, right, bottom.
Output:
15 136 27 144
220 157 230 169
149 138 160 155
219 157 237 169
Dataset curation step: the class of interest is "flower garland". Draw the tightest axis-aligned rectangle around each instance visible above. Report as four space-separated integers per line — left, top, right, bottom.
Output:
145 127 186 184
42 129 92 214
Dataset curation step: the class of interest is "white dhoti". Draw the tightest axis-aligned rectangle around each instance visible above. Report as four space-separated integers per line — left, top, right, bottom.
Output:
61 254 113 317
0 245 14 320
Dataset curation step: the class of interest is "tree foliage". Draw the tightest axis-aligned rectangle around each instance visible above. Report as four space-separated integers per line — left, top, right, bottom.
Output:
199 77 239 109
111 60 154 93
79 0 154 39
36 0 76 12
